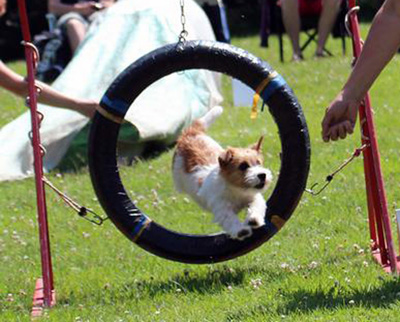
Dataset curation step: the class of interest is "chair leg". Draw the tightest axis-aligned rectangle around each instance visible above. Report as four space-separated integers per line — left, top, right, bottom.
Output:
260 0 269 47
300 30 317 52
322 46 333 56
301 30 333 57
279 32 284 62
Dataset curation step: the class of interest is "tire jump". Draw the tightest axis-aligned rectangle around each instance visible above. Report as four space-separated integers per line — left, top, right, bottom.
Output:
88 40 311 264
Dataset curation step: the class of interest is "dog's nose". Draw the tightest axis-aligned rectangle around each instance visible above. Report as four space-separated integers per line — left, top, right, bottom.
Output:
257 173 266 182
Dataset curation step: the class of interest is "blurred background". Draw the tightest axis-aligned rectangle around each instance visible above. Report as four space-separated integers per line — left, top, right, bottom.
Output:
0 0 382 61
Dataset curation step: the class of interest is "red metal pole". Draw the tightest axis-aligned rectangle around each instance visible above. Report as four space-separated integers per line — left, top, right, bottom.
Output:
16 0 55 307
347 0 399 273
359 103 388 265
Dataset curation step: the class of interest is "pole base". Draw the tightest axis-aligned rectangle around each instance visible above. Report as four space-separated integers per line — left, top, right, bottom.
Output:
31 278 56 318
372 249 400 274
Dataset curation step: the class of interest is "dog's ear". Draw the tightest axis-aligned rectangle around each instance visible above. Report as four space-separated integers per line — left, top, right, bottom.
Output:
250 136 264 153
218 148 234 168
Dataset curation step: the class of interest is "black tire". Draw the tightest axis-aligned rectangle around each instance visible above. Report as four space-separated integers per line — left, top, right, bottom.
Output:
88 40 310 264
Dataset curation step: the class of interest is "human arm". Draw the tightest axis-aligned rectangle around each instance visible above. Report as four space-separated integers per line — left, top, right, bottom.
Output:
0 61 96 117
47 0 98 17
321 0 400 142
0 0 6 16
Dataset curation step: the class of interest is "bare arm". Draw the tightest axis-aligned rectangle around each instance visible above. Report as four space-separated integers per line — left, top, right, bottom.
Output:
0 61 96 117
0 0 6 16
343 0 400 101
322 0 400 142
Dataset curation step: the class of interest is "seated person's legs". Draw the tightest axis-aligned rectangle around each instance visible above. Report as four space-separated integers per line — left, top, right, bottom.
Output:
316 0 341 56
57 13 89 53
65 18 87 52
280 0 302 61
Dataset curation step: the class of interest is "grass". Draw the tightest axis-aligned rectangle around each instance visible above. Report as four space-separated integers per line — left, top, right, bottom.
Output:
2 24 400 321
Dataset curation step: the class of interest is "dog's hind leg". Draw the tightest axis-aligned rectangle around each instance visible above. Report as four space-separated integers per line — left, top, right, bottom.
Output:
198 105 223 129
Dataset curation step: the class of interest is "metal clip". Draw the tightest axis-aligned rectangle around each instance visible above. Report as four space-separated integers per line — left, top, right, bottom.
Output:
78 207 108 226
21 41 40 69
305 144 368 196
344 6 360 37
305 175 333 196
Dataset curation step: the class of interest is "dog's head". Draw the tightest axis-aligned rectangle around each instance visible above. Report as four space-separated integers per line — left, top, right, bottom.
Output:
218 136 272 192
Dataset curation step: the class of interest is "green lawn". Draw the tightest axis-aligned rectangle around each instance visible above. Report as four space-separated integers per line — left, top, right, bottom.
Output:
2 25 400 321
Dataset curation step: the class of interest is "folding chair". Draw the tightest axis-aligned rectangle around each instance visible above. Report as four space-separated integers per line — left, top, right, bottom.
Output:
260 0 348 62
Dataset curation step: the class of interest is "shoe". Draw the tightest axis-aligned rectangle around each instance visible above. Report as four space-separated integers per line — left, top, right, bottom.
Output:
315 52 328 58
292 53 304 62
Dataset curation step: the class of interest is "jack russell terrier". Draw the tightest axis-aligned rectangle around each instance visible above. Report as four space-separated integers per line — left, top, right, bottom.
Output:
172 106 273 240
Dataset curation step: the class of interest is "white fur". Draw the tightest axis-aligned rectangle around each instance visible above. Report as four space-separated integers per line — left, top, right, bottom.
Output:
172 106 273 240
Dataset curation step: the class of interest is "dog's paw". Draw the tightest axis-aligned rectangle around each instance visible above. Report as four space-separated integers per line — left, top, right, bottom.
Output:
237 227 252 240
228 226 252 240
245 216 265 228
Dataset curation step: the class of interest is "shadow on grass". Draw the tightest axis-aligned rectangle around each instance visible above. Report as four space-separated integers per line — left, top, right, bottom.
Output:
137 267 246 297
226 277 400 320
58 264 286 306
123 265 286 298
58 268 246 305
280 277 400 314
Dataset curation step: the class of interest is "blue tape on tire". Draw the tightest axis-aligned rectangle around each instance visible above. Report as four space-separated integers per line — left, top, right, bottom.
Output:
261 74 287 102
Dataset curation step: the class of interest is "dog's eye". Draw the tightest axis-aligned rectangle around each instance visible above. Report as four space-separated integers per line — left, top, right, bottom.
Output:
238 162 250 171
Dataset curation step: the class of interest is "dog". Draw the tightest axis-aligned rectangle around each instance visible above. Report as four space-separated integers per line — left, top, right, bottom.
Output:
172 106 273 240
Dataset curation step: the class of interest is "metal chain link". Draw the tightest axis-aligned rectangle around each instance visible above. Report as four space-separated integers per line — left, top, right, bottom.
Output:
178 0 188 43
43 176 108 226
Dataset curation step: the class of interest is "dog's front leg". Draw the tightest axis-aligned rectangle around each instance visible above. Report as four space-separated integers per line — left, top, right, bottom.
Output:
245 194 266 228
213 207 252 240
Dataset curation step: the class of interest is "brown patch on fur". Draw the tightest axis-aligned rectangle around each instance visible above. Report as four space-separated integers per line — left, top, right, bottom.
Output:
175 120 223 173
271 215 286 230
219 147 264 188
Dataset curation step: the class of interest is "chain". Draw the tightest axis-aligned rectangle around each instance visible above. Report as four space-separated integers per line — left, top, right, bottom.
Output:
43 176 108 226
178 0 188 43
305 143 369 196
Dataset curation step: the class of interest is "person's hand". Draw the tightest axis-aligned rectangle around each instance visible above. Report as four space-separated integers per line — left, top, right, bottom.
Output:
75 1 97 16
79 101 98 118
321 92 359 142
0 0 7 17
72 99 98 118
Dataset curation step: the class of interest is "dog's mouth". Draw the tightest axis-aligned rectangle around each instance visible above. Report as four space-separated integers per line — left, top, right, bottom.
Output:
255 182 265 190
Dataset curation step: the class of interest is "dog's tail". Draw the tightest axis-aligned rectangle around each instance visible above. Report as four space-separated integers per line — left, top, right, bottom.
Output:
197 105 223 130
